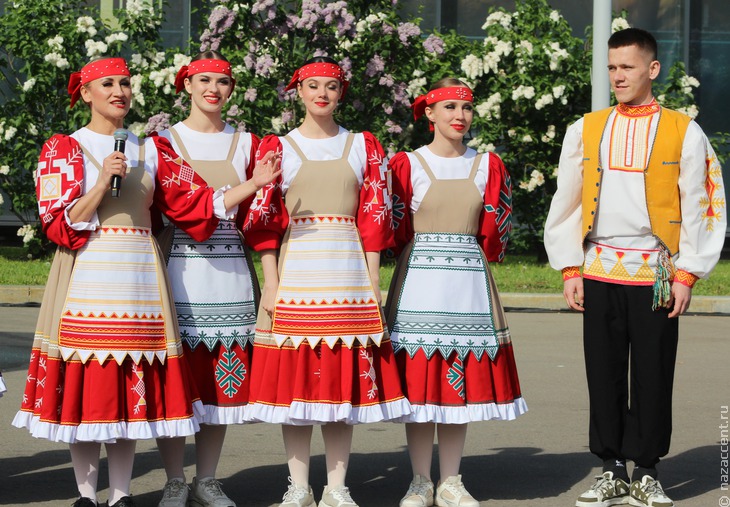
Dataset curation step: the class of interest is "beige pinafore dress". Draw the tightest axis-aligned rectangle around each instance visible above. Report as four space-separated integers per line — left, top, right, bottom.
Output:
13 137 202 443
248 133 410 425
256 133 385 349
386 151 511 362
164 128 259 354
385 150 526 423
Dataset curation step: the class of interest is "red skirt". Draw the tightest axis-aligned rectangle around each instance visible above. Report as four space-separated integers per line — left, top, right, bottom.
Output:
184 342 252 424
396 345 527 423
12 345 202 443
247 338 411 424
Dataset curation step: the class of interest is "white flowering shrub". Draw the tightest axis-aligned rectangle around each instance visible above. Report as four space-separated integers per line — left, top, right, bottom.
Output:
442 0 593 252
0 0 164 256
0 0 717 258
654 61 703 120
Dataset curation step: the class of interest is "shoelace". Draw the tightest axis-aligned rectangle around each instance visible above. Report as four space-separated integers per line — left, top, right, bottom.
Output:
163 480 187 499
441 479 469 497
640 479 666 497
590 475 617 496
328 487 355 504
406 481 433 498
200 479 226 497
283 478 309 502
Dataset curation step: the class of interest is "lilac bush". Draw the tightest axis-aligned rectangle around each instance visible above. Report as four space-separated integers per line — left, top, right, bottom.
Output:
0 0 714 256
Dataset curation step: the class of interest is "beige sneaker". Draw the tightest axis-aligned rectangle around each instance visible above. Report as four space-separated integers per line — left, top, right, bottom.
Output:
628 476 673 507
435 475 478 507
280 477 316 507
189 477 235 507
158 478 189 507
318 485 358 507
400 475 434 507
575 471 630 507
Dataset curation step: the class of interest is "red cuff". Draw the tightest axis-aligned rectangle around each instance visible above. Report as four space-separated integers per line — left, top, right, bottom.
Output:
674 270 698 288
562 266 582 281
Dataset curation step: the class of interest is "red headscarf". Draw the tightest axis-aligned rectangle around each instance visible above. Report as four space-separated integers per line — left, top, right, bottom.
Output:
174 58 235 96
67 58 130 108
285 62 349 99
412 86 474 130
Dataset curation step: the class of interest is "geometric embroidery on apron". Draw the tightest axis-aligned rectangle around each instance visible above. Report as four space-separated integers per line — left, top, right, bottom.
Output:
215 349 247 398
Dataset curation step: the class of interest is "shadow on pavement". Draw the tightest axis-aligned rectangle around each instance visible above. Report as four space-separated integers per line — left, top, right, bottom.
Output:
661 445 722 501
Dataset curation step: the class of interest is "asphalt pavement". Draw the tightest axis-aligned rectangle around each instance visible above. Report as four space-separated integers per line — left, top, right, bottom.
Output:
1 305 728 506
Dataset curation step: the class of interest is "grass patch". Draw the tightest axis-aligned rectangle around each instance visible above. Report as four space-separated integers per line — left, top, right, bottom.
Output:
692 261 730 296
0 246 54 285
1 246 728 296
489 254 563 293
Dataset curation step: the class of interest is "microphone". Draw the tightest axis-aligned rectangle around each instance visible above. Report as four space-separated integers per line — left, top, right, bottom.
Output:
111 129 128 198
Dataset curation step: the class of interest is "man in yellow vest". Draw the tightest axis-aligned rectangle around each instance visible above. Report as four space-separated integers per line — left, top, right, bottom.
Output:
544 28 726 507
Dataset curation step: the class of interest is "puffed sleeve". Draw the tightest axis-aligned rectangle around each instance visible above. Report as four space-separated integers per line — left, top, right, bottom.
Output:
35 134 91 249
478 152 512 263
150 135 220 243
673 122 727 283
237 133 261 233
242 134 288 251
357 132 395 252
387 151 414 258
543 118 586 272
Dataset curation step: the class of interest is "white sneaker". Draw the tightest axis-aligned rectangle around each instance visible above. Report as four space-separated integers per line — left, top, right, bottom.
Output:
189 477 236 507
318 485 358 507
400 475 434 507
158 478 189 507
628 476 673 507
434 475 478 507
280 477 316 507
575 471 630 507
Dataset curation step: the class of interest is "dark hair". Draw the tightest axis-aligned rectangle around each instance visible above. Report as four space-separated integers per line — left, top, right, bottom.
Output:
428 77 471 93
191 50 230 63
608 28 658 61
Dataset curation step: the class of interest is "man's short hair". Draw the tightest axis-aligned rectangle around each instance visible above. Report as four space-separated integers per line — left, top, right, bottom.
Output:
608 28 658 61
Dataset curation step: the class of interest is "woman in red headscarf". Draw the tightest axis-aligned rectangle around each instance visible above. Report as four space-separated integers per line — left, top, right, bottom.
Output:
11 57 279 507
243 56 411 507
152 49 262 507
386 77 527 507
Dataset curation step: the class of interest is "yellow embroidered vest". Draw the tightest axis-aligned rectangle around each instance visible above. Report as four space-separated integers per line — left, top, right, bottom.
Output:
581 106 691 255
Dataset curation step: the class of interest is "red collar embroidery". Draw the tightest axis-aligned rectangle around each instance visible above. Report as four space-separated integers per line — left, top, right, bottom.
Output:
616 100 660 118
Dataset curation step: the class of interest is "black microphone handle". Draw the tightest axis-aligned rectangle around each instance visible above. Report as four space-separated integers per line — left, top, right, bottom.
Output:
111 139 125 198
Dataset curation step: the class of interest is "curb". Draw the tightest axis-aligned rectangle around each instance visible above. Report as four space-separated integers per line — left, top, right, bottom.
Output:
2 285 729 314
1 286 45 306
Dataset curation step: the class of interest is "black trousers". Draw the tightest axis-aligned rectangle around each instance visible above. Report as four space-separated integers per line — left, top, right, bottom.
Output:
583 279 679 468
